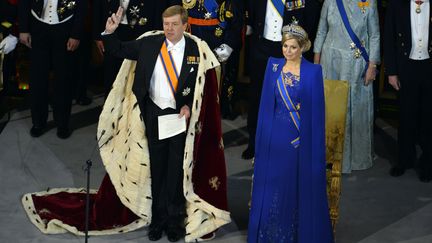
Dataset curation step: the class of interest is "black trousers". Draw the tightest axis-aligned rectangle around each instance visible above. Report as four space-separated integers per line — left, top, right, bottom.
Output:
103 24 149 97
220 48 241 117
246 36 283 152
397 59 432 172
71 30 91 100
143 99 186 228
29 17 73 128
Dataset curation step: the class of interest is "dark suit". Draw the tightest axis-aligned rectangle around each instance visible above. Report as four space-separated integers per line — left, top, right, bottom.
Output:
102 32 199 230
93 0 181 96
384 0 432 175
245 0 321 156
18 0 86 130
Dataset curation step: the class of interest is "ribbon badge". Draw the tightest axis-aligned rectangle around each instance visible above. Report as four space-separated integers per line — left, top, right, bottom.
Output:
357 0 369 13
187 56 199 64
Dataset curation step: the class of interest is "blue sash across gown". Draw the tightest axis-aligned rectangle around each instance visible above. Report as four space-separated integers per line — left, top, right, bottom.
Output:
248 57 334 243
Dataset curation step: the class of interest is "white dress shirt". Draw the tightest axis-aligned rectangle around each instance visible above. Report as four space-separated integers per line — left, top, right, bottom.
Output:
120 0 130 25
410 0 430 60
149 36 186 110
263 0 286 42
31 0 72 25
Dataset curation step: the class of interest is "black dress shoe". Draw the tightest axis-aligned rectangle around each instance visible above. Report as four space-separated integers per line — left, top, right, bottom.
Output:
148 226 163 241
57 127 71 139
241 147 254 160
417 170 432 183
166 228 183 242
389 166 405 177
76 96 92 106
30 126 46 137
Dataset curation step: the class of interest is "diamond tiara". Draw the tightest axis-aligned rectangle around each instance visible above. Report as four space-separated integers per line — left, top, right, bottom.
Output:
281 22 307 39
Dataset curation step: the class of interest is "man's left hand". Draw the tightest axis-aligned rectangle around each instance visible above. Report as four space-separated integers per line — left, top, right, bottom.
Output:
214 44 233 63
179 105 191 121
67 38 80 51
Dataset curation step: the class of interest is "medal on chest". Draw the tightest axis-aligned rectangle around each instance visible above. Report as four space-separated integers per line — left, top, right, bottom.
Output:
285 0 306 11
415 0 424 14
357 0 370 14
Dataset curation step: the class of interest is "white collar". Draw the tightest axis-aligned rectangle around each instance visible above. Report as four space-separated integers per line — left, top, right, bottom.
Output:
166 36 186 52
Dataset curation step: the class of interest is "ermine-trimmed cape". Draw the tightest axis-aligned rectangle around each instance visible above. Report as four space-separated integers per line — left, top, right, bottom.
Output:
22 31 231 242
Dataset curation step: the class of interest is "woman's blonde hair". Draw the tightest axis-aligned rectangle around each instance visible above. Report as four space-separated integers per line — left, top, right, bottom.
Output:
281 25 311 52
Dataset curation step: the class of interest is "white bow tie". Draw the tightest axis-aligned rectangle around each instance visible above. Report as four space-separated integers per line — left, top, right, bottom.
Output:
168 46 178 52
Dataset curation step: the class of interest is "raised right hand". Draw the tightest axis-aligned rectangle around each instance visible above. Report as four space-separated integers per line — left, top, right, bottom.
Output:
105 7 123 34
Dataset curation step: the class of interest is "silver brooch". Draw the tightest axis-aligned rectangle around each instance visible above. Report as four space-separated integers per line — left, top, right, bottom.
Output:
67 1 76 9
129 6 140 17
272 64 279 72
182 87 191 96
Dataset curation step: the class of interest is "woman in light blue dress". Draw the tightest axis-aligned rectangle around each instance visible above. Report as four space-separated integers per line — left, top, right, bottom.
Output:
313 0 380 173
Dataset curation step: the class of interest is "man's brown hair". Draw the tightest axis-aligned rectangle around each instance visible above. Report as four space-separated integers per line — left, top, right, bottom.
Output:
162 5 188 24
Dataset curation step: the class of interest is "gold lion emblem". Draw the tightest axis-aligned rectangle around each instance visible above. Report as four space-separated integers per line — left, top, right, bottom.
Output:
209 176 221 191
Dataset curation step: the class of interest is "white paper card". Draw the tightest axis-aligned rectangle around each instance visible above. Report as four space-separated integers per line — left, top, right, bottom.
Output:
158 114 186 140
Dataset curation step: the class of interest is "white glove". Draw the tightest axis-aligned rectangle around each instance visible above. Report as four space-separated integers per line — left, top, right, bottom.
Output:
214 43 233 63
246 25 253 36
0 34 18 54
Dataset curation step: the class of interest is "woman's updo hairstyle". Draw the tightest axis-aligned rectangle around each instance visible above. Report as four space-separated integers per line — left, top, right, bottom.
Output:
281 22 311 52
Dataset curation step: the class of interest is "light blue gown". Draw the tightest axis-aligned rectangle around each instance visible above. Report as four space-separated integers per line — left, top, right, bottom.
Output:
313 0 380 173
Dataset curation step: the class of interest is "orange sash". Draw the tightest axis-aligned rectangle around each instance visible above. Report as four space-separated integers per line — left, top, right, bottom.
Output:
159 40 179 95
188 17 220 26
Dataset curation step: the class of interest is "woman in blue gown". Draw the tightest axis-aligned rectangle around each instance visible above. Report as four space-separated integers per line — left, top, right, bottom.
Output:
248 23 334 243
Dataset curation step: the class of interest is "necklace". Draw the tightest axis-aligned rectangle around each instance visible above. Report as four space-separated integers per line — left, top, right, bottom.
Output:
282 72 293 86
282 72 300 87
415 0 424 14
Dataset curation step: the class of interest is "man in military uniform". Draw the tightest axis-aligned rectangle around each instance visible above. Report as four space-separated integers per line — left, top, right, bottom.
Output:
243 0 322 159
93 0 181 97
183 0 244 119
18 0 86 139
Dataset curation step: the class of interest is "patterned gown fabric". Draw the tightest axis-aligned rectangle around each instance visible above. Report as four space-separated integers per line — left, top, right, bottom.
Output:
255 71 301 242
313 0 380 173
21 32 231 242
248 57 334 243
